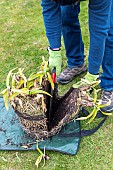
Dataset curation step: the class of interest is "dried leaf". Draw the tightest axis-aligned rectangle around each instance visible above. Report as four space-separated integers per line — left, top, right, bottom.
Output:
34 79 37 88
10 100 16 109
76 117 88 121
17 68 27 87
18 98 23 108
41 96 47 112
6 68 17 89
21 145 28 149
39 74 43 85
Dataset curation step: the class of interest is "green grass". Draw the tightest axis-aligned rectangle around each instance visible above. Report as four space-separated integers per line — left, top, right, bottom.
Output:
0 0 113 170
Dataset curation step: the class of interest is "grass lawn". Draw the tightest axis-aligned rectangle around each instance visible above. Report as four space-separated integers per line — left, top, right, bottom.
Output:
0 0 113 169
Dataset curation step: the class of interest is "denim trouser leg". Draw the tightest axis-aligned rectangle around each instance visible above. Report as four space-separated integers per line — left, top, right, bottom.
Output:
100 0 113 90
88 0 112 74
41 0 61 48
61 4 84 67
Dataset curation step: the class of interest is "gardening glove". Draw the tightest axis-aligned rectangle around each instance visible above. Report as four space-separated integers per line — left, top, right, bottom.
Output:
73 72 100 88
84 72 99 82
48 47 62 76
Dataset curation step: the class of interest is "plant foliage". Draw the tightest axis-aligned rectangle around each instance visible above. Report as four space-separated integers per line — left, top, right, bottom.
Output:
0 58 53 113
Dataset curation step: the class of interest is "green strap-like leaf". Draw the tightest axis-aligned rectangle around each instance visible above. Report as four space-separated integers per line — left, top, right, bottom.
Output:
2 89 9 110
35 141 44 168
29 89 51 96
0 88 8 95
17 79 24 89
8 92 21 100
27 81 34 89
28 73 43 81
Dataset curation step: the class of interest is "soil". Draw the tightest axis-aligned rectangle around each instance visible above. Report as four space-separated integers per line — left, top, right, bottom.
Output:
50 87 81 129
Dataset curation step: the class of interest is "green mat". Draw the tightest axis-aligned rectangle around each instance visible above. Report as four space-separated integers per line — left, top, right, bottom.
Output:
0 97 80 155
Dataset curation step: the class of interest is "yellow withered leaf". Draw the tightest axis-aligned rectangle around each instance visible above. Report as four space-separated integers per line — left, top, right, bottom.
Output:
0 88 8 95
93 88 97 103
9 92 20 100
17 79 24 89
100 111 112 116
28 73 43 81
47 72 54 90
11 74 16 89
87 107 98 124
97 101 111 108
27 81 34 89
76 107 96 121
30 89 52 97
12 88 29 95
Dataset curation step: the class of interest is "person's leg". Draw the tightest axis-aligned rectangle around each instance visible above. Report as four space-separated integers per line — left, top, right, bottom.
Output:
99 0 113 112
100 0 113 91
57 4 87 84
61 3 84 67
88 0 112 75
41 0 61 49
41 0 62 75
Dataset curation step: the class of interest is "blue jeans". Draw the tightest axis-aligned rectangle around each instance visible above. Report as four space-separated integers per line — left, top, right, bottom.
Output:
88 0 113 90
41 1 84 67
61 5 84 67
41 0 113 90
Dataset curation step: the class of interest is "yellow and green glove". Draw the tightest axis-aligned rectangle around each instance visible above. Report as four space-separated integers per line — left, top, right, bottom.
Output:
48 47 62 76
73 72 100 88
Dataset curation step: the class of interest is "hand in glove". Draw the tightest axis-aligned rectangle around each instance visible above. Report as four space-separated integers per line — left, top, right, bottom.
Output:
84 72 99 82
73 72 100 88
48 47 62 76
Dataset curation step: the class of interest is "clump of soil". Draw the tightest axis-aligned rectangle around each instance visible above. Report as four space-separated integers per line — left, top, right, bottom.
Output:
1 60 88 140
